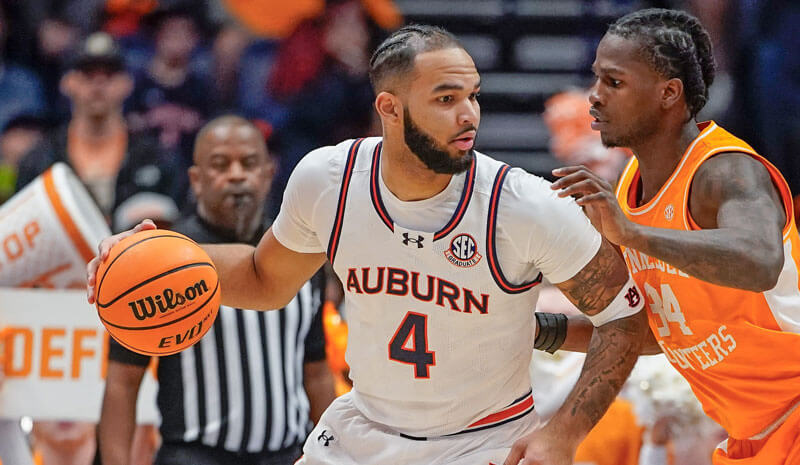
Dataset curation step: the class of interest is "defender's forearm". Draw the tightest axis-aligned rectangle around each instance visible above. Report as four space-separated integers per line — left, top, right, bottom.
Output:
557 315 662 355
558 315 595 352
624 225 781 292
546 311 647 442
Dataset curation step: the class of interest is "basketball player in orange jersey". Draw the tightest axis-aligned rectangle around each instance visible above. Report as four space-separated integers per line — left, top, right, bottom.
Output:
87 25 650 465
551 8 800 465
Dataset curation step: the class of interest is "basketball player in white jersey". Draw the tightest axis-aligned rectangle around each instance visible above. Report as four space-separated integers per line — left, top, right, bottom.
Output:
88 25 649 465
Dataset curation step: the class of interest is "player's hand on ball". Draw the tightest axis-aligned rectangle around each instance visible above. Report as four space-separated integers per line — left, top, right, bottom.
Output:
86 219 157 304
550 165 637 246
503 428 577 465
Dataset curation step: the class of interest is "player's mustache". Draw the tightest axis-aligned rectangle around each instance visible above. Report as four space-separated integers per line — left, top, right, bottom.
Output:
452 125 477 139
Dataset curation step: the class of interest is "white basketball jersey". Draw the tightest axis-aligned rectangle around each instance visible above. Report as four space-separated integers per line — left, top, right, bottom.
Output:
323 138 542 436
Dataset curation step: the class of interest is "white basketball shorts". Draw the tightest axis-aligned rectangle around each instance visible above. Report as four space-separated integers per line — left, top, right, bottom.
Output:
296 392 541 465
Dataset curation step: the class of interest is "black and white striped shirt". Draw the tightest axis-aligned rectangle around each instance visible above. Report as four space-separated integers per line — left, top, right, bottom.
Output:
108 215 326 454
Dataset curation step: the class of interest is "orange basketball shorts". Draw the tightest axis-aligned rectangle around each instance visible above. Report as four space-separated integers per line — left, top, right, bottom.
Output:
713 405 800 464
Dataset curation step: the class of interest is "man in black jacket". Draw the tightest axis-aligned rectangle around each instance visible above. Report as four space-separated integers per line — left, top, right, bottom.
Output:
99 115 336 465
15 32 187 225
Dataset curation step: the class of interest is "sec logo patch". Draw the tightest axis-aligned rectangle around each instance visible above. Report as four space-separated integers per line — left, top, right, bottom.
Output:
444 234 482 268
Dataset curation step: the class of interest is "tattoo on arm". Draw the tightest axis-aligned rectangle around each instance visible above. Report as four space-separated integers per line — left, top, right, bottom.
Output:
556 239 629 316
567 312 645 425
546 239 647 437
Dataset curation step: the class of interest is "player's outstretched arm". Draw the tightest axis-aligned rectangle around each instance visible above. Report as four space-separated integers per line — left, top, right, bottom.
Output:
505 239 648 465
87 221 327 311
202 227 327 310
552 155 786 291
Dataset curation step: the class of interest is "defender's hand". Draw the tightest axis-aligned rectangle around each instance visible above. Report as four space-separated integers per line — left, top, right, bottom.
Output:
86 219 157 304
551 165 637 246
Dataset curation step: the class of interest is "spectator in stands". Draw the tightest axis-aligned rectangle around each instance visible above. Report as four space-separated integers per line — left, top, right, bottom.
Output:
35 13 81 115
0 4 47 138
30 421 96 465
265 0 383 215
0 115 48 204
15 32 187 225
126 1 215 168
100 115 336 465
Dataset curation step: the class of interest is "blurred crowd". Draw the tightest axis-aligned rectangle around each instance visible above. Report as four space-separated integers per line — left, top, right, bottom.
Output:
1 0 798 224
0 0 402 226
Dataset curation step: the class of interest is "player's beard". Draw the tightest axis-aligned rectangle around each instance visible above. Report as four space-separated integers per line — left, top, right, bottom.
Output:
404 111 474 174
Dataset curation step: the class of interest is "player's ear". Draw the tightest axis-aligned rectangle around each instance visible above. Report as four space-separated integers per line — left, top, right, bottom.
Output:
375 92 402 126
661 77 684 110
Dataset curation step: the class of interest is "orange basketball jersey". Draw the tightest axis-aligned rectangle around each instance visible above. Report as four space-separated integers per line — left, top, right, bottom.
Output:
615 121 800 440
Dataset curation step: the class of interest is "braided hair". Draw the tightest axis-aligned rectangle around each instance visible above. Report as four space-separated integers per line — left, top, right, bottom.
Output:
608 8 716 119
369 24 463 92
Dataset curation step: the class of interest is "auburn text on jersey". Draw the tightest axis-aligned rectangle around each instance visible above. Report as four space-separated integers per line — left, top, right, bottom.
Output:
345 267 490 314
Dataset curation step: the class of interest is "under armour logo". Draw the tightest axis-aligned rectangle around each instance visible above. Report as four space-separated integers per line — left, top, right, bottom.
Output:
402 233 424 248
624 287 641 307
318 430 334 446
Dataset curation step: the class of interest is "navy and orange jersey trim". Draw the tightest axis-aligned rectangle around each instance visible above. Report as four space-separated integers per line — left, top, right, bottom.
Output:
433 158 477 241
369 145 477 241
369 142 394 231
400 390 534 440
327 138 364 265
486 164 542 294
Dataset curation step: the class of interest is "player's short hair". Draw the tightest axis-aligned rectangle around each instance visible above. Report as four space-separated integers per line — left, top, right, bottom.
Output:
607 8 716 119
369 24 463 92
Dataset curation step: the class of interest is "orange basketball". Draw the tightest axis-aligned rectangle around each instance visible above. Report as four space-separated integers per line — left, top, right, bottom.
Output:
95 229 220 356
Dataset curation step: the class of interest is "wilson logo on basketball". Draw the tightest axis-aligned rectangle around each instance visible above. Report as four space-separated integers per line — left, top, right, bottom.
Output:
444 234 482 268
128 280 210 320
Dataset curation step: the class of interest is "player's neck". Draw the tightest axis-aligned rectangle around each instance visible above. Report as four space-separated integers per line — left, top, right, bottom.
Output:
632 121 700 203
380 143 454 202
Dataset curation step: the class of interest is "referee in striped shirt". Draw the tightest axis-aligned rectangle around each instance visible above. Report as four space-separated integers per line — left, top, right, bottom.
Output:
99 116 336 465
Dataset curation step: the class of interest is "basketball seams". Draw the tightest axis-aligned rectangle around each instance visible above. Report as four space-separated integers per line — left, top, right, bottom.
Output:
99 280 220 331
96 232 201 304
96 262 216 308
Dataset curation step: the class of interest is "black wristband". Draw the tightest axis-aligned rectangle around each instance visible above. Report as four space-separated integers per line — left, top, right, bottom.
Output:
534 312 568 354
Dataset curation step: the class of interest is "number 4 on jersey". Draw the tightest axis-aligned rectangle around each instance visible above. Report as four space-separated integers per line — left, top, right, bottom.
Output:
389 312 436 378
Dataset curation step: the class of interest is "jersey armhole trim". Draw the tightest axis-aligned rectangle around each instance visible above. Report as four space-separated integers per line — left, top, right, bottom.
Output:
683 148 795 236
326 138 364 264
369 142 394 232
433 157 477 241
486 164 543 294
